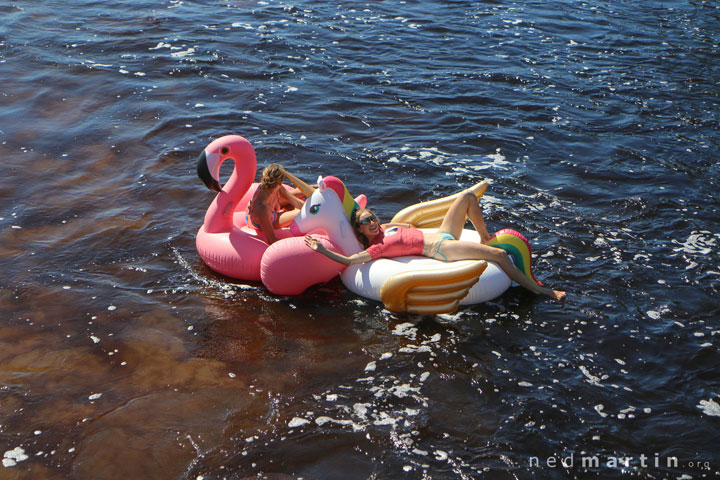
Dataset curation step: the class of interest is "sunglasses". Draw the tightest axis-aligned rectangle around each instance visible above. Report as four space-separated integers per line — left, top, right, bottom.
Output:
358 214 378 226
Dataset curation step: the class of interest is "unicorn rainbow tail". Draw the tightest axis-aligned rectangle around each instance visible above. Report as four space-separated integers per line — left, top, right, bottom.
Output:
487 229 543 286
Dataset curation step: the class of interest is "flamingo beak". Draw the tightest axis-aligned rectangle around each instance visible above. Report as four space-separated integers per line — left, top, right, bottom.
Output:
197 150 221 192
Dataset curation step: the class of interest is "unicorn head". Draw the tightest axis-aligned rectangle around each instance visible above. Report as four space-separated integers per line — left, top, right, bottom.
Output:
291 176 364 255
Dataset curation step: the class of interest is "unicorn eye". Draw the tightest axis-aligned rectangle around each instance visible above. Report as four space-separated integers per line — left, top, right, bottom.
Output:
309 204 320 215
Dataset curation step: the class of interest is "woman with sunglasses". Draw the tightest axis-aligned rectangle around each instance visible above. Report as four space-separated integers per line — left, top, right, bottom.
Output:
304 190 566 301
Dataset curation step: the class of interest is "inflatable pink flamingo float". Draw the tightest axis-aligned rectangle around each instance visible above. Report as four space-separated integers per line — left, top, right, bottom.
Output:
195 135 366 294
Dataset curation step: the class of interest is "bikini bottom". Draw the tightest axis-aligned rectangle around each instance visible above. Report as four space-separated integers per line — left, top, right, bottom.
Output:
246 209 278 230
425 232 456 261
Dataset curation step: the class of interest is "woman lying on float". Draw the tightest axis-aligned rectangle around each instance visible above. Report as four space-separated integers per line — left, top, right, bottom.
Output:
304 189 566 302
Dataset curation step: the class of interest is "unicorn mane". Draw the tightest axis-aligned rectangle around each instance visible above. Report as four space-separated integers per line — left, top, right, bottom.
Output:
321 176 359 220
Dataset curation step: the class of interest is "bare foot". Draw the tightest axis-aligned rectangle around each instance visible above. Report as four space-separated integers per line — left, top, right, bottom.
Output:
538 286 566 302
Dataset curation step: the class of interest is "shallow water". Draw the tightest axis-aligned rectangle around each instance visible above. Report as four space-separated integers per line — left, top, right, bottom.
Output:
1 0 719 479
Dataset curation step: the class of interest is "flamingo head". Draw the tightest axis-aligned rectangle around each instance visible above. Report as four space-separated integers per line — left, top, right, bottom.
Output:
197 135 257 193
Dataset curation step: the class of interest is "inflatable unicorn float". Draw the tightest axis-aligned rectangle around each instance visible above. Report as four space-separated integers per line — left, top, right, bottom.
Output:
196 135 540 314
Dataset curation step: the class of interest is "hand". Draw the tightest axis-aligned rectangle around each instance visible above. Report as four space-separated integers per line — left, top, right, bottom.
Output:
304 235 324 252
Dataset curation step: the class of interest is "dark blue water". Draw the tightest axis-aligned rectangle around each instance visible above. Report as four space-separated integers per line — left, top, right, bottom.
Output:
1 0 719 478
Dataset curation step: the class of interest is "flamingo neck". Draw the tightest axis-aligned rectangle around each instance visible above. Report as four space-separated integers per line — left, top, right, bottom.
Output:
203 161 252 234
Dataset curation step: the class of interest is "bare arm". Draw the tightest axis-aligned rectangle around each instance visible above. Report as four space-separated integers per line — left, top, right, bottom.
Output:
279 186 305 209
253 203 278 244
304 235 372 266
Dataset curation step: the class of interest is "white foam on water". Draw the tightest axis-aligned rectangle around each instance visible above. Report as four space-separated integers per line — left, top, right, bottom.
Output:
698 397 720 417
391 322 417 340
3 447 28 468
315 416 363 431
647 305 670 320
149 42 172 50
398 345 433 354
580 365 603 386
172 247 256 298
171 47 196 58
672 231 717 255
288 417 310 428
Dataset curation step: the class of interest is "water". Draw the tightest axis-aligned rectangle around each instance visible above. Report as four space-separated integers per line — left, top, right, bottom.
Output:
1 0 719 478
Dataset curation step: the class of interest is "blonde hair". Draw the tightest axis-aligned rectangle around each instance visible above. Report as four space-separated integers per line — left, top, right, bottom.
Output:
260 164 284 190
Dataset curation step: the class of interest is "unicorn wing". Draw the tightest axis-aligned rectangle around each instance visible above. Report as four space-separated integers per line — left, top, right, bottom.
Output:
390 181 488 228
380 261 488 315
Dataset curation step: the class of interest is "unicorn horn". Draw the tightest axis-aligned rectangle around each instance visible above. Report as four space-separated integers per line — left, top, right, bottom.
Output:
282 169 315 197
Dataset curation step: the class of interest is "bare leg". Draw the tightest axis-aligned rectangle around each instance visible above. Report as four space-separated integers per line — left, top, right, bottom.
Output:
437 191 491 243
276 209 300 227
439 240 566 301
281 187 306 206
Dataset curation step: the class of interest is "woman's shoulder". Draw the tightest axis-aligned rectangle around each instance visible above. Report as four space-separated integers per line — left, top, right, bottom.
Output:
253 186 273 200
251 189 271 206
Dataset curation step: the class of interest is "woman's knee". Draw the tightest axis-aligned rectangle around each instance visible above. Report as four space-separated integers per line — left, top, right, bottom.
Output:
460 191 476 204
492 248 511 264
450 191 474 211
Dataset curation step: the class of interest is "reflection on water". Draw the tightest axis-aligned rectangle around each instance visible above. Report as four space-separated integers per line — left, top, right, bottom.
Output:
2 0 720 478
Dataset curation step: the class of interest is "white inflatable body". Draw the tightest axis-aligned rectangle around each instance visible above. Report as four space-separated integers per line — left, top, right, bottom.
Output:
341 229 512 305
293 177 516 313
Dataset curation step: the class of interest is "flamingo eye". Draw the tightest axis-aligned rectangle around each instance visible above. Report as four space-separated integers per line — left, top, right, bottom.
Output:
221 146 230 155
309 204 320 215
